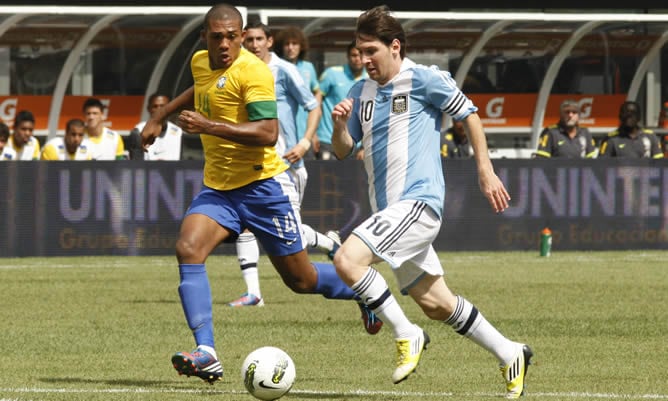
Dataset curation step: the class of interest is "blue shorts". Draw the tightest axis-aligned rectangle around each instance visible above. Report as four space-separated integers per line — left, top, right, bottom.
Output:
185 171 305 256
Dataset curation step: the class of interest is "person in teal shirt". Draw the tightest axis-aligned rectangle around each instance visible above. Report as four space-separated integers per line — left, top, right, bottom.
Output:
316 40 366 159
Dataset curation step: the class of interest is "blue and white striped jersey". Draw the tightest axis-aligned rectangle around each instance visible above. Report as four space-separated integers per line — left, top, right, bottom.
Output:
347 58 478 218
267 52 319 169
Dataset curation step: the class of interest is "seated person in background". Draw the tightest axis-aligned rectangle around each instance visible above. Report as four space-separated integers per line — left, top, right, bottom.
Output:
128 93 183 160
82 97 125 160
8 110 40 160
441 120 472 159
599 101 664 159
41 118 91 160
0 122 17 160
535 99 596 158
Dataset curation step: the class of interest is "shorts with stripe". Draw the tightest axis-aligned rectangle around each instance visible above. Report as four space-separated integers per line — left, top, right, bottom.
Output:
185 171 306 256
351 199 444 295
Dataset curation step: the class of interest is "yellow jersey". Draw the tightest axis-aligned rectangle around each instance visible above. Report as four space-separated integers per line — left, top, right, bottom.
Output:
191 48 286 190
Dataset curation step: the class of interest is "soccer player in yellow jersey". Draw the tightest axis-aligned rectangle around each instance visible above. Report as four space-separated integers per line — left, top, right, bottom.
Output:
41 118 91 161
140 3 381 385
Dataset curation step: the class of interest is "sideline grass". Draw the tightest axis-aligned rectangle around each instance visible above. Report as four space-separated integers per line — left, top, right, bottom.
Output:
0 251 667 401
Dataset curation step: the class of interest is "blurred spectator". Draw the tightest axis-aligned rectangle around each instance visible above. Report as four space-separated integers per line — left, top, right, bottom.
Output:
599 101 664 158
8 110 40 160
441 120 473 159
316 40 367 160
274 25 321 160
82 97 125 160
535 99 596 158
128 93 183 160
41 118 91 160
0 121 17 160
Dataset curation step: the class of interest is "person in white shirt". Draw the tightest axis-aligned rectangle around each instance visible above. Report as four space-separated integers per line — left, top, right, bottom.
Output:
0 122 17 160
129 93 183 160
82 97 125 160
8 110 40 160
41 118 91 161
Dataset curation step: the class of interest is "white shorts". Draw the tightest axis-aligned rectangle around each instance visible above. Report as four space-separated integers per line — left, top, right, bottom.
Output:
286 166 308 205
352 200 444 294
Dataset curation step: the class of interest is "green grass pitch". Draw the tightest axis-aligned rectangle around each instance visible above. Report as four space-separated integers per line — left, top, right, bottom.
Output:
0 251 666 401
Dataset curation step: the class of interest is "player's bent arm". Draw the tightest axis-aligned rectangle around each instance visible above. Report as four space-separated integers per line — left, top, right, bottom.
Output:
195 115 279 147
141 87 194 149
331 99 355 159
300 106 321 150
331 121 355 160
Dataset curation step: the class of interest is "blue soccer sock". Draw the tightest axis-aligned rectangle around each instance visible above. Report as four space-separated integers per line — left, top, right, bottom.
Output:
178 263 214 348
313 262 356 299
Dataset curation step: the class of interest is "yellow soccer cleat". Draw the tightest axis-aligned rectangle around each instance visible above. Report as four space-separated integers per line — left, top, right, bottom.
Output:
392 327 430 384
500 344 534 398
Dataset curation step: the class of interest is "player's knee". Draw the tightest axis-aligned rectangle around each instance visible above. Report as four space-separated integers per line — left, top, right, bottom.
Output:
175 237 205 262
333 247 354 280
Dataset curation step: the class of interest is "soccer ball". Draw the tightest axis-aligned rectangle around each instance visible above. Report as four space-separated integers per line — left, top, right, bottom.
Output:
241 346 296 401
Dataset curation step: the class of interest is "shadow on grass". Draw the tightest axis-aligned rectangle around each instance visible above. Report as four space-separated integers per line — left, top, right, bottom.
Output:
288 392 369 399
40 377 179 387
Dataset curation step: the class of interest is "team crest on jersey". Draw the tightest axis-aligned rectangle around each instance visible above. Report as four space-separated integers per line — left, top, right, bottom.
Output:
216 76 227 89
392 95 408 114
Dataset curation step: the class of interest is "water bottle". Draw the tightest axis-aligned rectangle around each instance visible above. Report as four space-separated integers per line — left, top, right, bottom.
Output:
540 227 552 257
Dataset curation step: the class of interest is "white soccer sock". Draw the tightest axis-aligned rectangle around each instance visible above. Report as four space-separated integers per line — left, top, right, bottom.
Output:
236 232 261 297
302 224 335 251
352 267 417 339
197 345 218 360
444 295 518 364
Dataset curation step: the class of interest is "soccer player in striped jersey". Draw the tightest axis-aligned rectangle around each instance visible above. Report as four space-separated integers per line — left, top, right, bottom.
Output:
274 25 321 160
330 6 533 398
140 3 381 386
41 118 91 160
226 21 341 308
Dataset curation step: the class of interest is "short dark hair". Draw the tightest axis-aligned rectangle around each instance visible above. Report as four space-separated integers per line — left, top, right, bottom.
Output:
356 5 406 59
82 97 105 113
346 39 357 55
65 118 85 133
0 121 9 140
274 26 308 60
147 93 170 105
204 3 242 31
243 19 272 39
14 110 35 126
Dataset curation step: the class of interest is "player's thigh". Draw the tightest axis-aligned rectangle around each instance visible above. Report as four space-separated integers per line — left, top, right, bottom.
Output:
242 172 305 256
352 200 440 269
178 213 231 257
267 250 317 292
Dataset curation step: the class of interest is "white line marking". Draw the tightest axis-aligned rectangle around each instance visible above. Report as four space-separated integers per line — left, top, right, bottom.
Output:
2 388 668 399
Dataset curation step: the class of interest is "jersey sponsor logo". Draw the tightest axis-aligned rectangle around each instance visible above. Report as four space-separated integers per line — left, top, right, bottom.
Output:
391 95 408 114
